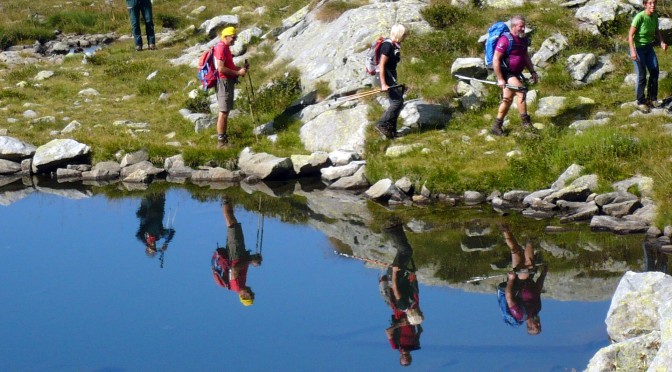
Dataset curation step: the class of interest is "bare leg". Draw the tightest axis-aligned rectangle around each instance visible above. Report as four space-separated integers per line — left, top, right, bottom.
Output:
523 241 535 268
217 111 229 137
222 202 237 227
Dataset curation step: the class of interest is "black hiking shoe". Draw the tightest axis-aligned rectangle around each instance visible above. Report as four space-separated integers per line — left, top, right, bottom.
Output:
490 118 504 136
374 123 395 139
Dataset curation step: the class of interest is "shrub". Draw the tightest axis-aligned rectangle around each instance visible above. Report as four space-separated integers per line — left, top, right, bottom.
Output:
314 0 360 22
421 2 471 30
184 90 212 114
239 70 302 121
156 13 182 29
0 24 55 49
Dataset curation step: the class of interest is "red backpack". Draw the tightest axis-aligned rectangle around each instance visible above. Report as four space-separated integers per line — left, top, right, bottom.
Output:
197 45 219 90
365 37 392 75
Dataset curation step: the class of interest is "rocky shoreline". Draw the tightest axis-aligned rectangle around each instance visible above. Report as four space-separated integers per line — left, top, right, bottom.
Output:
2 135 671 245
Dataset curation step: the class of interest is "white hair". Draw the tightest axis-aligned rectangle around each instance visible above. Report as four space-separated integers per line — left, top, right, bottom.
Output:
390 24 406 42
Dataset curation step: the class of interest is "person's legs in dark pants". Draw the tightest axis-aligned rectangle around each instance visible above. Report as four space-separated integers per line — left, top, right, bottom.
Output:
139 0 155 47
126 0 142 49
378 86 404 136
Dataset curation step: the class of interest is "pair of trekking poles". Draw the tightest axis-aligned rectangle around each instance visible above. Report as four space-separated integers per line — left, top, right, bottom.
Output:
333 84 404 103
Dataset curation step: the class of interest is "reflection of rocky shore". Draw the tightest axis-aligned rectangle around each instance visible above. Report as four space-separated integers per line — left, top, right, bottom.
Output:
0 176 645 302
291 185 640 302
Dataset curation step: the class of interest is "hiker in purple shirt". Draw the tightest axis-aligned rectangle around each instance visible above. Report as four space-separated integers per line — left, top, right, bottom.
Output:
491 15 539 136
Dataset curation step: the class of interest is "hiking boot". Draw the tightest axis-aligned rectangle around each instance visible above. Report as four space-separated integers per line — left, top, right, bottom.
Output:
216 134 229 148
148 44 156 51
490 118 504 136
638 103 650 113
521 114 533 129
650 100 662 108
374 123 394 139
135 45 143 52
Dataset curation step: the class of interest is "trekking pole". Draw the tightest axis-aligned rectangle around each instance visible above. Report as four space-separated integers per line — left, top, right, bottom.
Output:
453 74 528 92
335 89 382 102
244 59 258 140
334 84 402 102
245 59 255 99
255 195 264 255
464 263 547 284
334 251 389 267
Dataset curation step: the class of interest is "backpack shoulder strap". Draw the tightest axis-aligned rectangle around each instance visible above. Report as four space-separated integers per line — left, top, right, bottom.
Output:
504 32 514 55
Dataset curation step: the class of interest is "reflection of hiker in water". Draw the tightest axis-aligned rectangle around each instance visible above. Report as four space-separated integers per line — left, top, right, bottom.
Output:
136 193 175 266
378 222 423 367
211 198 262 307
643 238 669 273
497 224 547 335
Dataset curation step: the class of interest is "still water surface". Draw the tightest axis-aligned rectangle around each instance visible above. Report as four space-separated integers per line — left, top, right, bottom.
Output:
0 185 654 371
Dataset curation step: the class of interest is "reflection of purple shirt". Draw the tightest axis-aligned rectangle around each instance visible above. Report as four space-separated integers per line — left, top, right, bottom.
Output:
520 281 541 317
494 34 529 74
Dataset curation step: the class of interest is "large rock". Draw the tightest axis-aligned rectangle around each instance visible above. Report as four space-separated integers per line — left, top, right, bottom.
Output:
238 147 295 180
199 15 239 38
365 178 396 200
613 175 654 198
566 53 597 82
584 55 615 83
594 191 639 207
299 102 369 155
0 159 21 175
602 200 642 218
320 161 365 181
398 99 451 131
551 163 584 190
120 160 165 178
544 185 591 203
531 33 568 69
450 58 487 79
291 152 331 176
590 215 649 234
120 149 149 167
535 96 567 118
328 166 369 190
606 271 672 342
32 139 91 174
586 331 662 372
272 0 430 91
575 0 635 30
0 136 37 161
82 161 121 181
164 155 194 178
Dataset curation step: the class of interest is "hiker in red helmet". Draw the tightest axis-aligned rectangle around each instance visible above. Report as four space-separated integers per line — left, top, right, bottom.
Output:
211 198 262 307
214 26 247 148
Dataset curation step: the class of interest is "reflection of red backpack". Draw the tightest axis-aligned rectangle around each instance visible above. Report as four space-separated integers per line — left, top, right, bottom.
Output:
197 45 219 91
211 249 230 288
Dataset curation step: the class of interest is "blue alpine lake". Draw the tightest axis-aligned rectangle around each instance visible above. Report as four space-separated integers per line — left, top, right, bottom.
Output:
0 180 656 371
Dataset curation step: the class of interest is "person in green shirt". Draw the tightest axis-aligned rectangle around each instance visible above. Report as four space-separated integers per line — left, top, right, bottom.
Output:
628 0 668 113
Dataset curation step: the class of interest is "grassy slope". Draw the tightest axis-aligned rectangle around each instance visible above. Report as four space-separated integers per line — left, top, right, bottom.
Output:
1 0 672 225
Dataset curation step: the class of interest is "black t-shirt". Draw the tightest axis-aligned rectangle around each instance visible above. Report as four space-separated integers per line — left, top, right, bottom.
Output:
379 40 400 84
